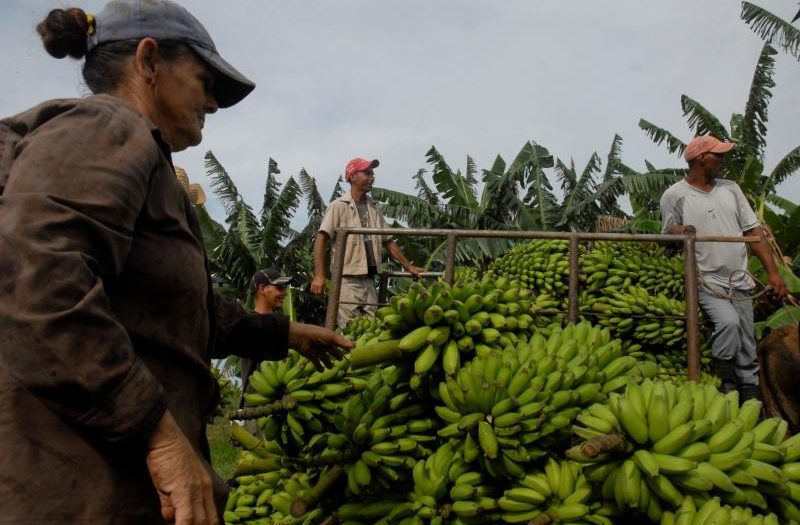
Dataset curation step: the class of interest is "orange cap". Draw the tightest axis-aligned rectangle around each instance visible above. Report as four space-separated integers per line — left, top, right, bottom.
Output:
683 135 735 162
345 157 380 182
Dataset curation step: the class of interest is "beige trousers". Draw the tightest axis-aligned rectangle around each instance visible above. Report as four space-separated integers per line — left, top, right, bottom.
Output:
338 276 378 328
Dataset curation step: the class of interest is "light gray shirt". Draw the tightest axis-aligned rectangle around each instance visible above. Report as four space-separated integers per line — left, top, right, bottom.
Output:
660 178 759 290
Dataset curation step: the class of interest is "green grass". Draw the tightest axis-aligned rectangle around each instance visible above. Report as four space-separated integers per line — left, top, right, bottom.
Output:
208 416 238 481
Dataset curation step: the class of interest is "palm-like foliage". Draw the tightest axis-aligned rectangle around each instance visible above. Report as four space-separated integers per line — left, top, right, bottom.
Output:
767 195 800 269
636 42 799 225
372 145 550 269
373 139 656 266
282 170 343 285
556 154 601 231
742 1 800 60
203 152 302 299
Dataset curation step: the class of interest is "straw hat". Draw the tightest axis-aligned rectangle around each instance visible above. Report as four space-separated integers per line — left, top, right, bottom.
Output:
175 166 207 206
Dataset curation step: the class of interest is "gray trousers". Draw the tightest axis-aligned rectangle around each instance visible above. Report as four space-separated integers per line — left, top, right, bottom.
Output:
337 276 378 329
698 284 758 386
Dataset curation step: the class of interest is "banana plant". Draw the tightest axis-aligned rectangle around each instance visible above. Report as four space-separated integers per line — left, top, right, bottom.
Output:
767 195 800 270
741 1 800 61
637 42 800 228
556 154 602 232
372 143 562 270
571 135 679 233
279 170 344 325
203 151 302 300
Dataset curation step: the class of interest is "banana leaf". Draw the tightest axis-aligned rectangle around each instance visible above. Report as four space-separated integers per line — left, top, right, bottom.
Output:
756 306 800 339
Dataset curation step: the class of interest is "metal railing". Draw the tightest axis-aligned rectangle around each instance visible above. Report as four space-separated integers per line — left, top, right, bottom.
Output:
325 227 760 381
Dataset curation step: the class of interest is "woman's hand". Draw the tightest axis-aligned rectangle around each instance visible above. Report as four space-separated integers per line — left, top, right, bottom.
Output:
288 322 353 370
146 412 218 525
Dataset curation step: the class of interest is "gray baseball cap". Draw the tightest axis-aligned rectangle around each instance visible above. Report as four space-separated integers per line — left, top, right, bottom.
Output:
88 0 255 108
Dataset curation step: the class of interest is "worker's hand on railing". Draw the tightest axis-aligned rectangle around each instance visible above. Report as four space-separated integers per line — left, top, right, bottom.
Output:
668 225 696 235
406 264 424 279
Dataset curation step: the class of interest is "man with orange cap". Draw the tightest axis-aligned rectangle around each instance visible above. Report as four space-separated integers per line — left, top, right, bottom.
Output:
660 135 787 401
311 157 422 327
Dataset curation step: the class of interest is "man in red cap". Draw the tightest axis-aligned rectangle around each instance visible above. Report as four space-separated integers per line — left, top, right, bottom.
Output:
660 135 787 401
311 157 422 327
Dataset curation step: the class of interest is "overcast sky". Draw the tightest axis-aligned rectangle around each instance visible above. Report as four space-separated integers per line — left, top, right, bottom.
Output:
3 1 800 224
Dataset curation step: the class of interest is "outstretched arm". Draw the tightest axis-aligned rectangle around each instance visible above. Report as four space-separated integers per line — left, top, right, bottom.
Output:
385 240 423 278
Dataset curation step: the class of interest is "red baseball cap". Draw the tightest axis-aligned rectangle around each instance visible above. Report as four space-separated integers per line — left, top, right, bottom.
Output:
345 157 380 182
683 135 735 162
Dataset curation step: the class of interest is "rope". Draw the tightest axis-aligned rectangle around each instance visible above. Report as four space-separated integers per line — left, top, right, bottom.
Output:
696 268 770 301
692 253 799 325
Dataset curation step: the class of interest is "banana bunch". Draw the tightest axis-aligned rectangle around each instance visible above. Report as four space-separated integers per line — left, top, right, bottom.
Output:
372 442 501 524
582 242 684 298
243 351 368 449
585 285 686 349
453 265 480 283
489 239 571 299
497 458 612 524
649 347 712 375
436 321 625 479
590 240 671 258
301 369 437 497
342 314 384 346
224 469 290 524
756 420 800 522
264 471 325 525
660 496 780 525
353 274 562 380
568 379 796 520
224 471 323 525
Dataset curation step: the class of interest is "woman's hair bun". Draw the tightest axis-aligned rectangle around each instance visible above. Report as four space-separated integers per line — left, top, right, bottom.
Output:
37 8 90 59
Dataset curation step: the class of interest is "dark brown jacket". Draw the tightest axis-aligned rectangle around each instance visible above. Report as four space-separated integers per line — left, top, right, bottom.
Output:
0 95 288 524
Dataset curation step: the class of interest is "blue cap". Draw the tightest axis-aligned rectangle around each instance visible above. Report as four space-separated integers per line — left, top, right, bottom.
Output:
88 0 255 108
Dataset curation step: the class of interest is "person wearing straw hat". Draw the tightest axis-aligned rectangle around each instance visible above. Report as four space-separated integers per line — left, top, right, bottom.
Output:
175 165 207 206
660 135 787 401
311 157 423 328
0 1 351 524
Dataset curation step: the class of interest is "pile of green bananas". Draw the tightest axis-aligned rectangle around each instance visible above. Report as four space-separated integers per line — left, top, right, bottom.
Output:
223 314 800 525
434 321 637 479
302 367 439 497
225 469 289 524
581 241 684 298
382 442 501 524
350 275 563 382
226 471 326 525
486 239 689 361
223 432 321 525
489 240 685 306
489 239 571 299
583 285 686 349
241 350 368 449
660 496 780 525
568 378 800 522
497 458 611 524
644 347 713 378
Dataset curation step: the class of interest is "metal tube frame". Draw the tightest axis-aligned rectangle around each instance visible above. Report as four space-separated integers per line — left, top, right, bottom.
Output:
324 227 759 381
